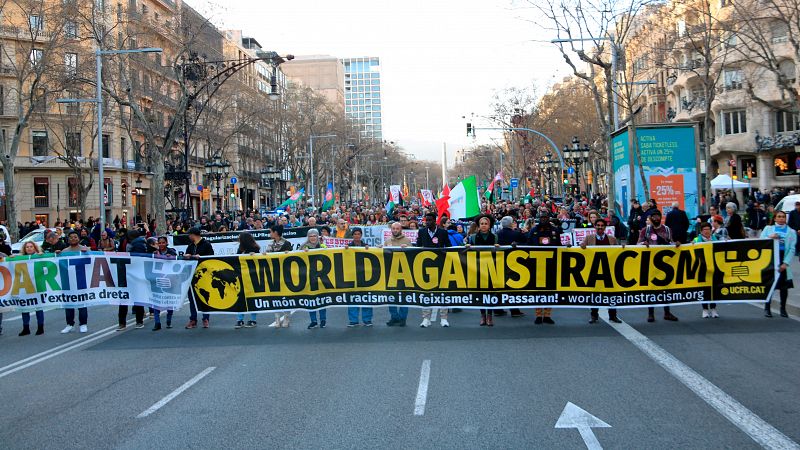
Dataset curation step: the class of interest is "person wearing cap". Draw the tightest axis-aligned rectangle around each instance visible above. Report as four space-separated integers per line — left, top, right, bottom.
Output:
184 227 214 329
711 215 729 241
637 209 680 322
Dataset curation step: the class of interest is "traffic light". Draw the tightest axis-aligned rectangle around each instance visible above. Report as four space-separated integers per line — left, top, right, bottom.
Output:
466 122 473 137
732 175 738 180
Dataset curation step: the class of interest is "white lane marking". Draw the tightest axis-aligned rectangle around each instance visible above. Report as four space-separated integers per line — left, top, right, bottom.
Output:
604 316 800 450
555 402 611 450
137 367 216 418
3 314 22 322
414 359 431 416
0 319 138 379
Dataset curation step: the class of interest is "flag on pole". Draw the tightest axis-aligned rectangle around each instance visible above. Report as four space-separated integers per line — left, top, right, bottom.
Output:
322 183 334 210
420 189 434 207
435 183 451 224
448 176 481 219
524 187 536 204
386 189 396 215
484 171 503 203
278 188 304 209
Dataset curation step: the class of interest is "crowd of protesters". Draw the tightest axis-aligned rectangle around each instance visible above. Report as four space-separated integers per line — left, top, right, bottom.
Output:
0 185 797 338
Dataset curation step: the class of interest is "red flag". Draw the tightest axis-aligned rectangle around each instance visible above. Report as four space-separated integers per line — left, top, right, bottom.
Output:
435 183 451 224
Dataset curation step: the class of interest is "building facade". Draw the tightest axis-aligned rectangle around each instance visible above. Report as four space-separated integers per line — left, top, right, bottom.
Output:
341 57 383 141
282 55 345 110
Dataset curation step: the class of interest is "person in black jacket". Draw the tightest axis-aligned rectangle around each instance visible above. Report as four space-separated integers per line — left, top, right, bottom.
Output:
746 202 767 236
184 227 214 329
664 202 690 243
627 200 645 244
467 214 499 326
724 202 746 239
417 212 451 328
788 201 800 257
527 217 561 324
497 216 527 317
117 229 148 330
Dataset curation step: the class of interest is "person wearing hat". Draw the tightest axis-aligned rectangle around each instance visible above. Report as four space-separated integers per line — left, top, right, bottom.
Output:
184 227 214 329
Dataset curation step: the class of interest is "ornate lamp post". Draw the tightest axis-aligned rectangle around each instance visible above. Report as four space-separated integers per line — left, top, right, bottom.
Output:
205 155 230 214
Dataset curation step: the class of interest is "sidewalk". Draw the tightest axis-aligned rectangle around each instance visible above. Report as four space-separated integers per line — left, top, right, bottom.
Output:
768 283 800 316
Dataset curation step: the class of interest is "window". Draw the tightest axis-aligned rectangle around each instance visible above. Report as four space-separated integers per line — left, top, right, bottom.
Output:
779 60 796 83
32 131 48 156
33 177 49 207
723 32 737 49
121 180 128 206
65 90 80 114
774 153 800 176
68 177 79 207
65 132 81 155
776 110 799 133
102 134 110 158
29 15 43 31
29 49 43 65
65 52 78 76
120 137 127 164
772 22 789 43
104 177 112 206
64 20 78 39
724 69 743 90
721 110 747 135
740 157 757 179
677 20 686 37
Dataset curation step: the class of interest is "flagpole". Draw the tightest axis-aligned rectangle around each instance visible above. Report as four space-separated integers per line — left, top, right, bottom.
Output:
441 142 447 188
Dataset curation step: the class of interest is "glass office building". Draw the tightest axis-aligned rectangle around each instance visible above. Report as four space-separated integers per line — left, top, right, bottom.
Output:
341 57 382 141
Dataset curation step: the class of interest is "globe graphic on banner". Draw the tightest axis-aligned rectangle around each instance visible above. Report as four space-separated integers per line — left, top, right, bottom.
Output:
192 260 241 310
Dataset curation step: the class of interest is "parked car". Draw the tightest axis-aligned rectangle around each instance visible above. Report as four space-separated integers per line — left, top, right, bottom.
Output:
10 228 60 254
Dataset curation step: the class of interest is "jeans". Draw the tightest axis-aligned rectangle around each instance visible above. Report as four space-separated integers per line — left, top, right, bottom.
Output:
309 309 327 322
388 306 408 321
348 307 373 324
237 313 257 322
189 298 210 322
65 308 88 326
154 309 174 324
119 305 144 325
22 310 45 326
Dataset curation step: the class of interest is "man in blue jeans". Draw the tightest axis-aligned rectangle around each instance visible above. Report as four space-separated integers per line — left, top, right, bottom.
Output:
184 228 214 329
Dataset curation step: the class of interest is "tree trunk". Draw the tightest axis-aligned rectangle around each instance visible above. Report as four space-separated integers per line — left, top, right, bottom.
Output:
151 151 166 235
1 157 18 241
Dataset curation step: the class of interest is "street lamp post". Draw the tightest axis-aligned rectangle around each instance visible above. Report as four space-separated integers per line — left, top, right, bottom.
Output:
205 155 230 215
57 47 163 232
260 164 281 209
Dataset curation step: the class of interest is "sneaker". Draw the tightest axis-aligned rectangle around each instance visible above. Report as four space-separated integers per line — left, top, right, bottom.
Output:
347 322 359 327
609 317 622 323
19 326 31 336
765 310 773 318
307 322 318 329
135 323 145 329
534 317 543 325
663 313 679 322
363 321 373 327
647 315 655 323
702 310 710 319
320 320 326 328
202 319 209 328
185 320 197 329
152 323 162 331
79 325 88 333
246 321 257 328
166 321 172 329
235 320 245 329
589 317 599 324
35 326 44 335
61 325 74 334
116 325 126 332
441 319 450 327
710 309 719 319
397 320 407 327
420 318 431 328
543 317 555 325
780 309 789 318
386 319 398 327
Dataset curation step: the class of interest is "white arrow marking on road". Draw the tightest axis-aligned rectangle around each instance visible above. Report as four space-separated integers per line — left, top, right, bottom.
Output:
555 402 611 450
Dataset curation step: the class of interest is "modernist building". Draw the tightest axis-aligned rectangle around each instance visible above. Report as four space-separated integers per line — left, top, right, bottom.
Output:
341 57 383 141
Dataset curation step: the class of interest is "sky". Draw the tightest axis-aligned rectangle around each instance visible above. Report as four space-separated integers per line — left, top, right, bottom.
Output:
188 0 572 167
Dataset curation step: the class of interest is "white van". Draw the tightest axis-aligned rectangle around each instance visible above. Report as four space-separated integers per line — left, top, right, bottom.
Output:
775 194 800 213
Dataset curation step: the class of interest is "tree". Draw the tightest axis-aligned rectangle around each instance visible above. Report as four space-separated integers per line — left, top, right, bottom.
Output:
0 0 72 238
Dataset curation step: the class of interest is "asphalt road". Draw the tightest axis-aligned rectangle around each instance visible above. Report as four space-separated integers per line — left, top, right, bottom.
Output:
0 300 798 450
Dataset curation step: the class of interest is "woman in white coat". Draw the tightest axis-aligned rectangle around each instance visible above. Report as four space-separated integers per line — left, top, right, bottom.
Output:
760 210 796 318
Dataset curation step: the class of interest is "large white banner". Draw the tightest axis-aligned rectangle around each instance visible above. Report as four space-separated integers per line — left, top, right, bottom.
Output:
0 253 196 312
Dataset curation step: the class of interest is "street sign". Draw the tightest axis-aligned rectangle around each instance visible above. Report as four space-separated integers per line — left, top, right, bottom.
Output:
197 185 203 192
568 167 575 175
230 177 238 184
510 178 519 188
